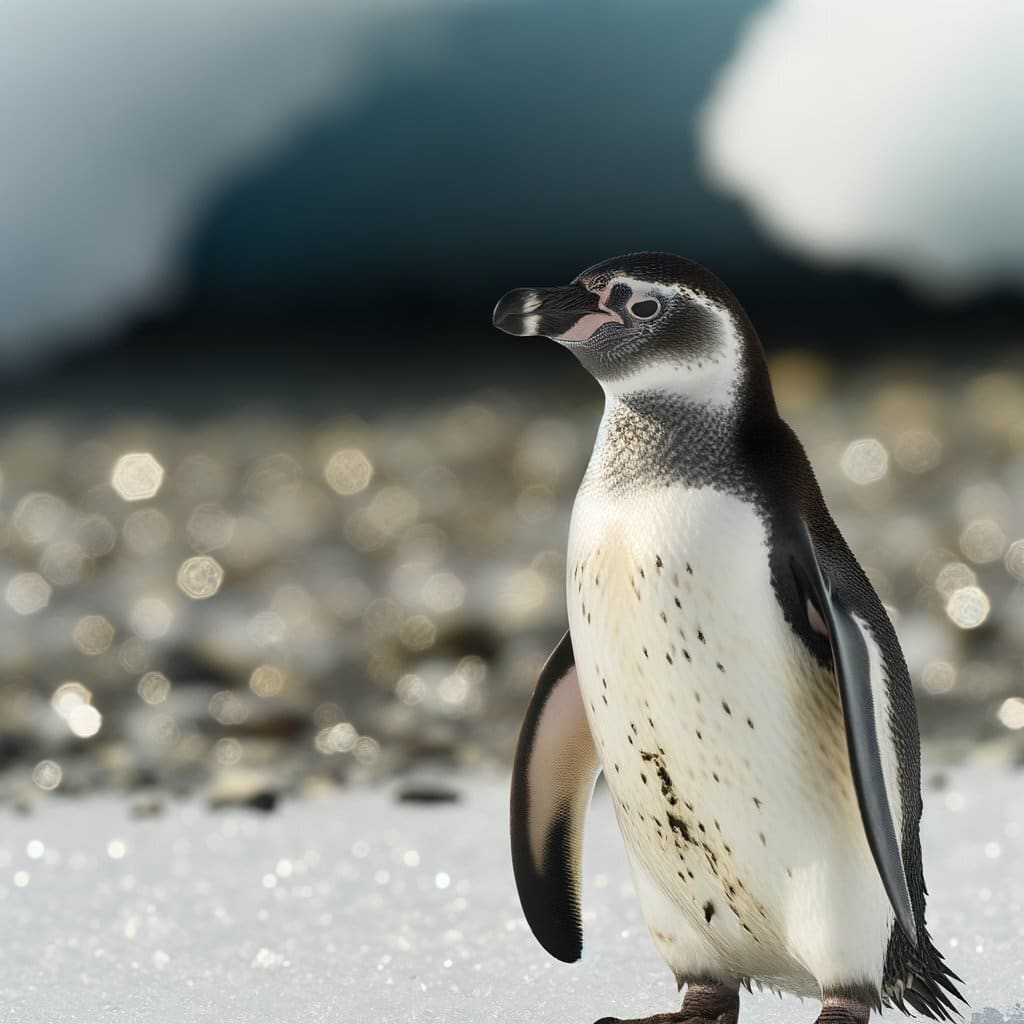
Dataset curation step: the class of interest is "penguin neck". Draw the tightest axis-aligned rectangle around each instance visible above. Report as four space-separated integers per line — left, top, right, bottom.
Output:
587 345 777 492
587 388 741 491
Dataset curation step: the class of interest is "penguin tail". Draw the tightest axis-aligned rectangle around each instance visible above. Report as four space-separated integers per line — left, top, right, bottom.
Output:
886 932 966 1021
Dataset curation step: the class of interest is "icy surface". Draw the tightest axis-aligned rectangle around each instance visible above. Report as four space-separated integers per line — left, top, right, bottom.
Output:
1 767 1021 1024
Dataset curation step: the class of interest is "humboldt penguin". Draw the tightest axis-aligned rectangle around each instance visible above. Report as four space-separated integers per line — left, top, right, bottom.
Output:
495 253 963 1024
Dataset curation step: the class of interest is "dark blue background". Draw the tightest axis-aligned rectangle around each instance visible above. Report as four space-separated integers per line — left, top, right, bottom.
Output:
11 0 1020 409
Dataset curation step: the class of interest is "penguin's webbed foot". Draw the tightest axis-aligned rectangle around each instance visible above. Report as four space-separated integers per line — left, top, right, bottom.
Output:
812 993 872 1024
594 980 739 1024
593 1015 695 1024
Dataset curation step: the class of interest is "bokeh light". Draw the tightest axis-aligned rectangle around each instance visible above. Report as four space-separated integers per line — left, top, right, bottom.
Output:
137 671 171 706
249 665 285 699
111 453 165 501
996 698 1024 730
72 615 115 655
68 704 102 739
0 361 1019 803
6 572 52 615
840 438 889 485
324 449 373 495
946 586 991 630
176 556 224 599
31 760 63 791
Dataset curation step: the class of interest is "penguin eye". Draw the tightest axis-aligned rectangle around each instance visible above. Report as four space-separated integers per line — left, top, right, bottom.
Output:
629 299 660 320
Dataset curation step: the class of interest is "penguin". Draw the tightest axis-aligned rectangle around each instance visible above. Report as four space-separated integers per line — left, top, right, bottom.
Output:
493 253 964 1024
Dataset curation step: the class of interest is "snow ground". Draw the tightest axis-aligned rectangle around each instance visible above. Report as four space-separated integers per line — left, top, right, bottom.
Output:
1 767 1021 1024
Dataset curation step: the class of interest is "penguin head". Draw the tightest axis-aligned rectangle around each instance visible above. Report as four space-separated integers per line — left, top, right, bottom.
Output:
493 252 762 406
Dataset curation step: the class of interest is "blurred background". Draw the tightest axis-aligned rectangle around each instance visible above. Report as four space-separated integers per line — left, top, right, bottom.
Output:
1 0 1022 808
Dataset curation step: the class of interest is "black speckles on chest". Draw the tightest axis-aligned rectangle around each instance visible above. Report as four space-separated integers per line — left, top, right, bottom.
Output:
572 544 779 939
573 548 748 740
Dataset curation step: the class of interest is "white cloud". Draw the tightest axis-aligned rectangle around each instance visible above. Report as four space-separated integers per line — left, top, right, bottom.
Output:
0 0 474 362
698 0 1024 297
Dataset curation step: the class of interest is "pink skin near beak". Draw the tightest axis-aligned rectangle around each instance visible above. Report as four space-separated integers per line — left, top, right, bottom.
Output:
555 282 623 342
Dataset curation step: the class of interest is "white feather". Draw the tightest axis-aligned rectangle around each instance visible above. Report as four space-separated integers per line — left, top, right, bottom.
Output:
601 279 741 409
567 481 893 994
524 664 598 868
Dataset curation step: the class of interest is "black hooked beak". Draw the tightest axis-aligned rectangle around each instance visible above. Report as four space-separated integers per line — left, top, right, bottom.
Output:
492 284 602 338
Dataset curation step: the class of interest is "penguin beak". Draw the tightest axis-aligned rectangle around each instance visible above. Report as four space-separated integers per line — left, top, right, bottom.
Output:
492 284 622 342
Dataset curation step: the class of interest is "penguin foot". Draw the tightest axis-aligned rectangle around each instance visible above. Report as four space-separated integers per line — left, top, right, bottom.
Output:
813 993 872 1024
592 1016 695 1024
594 980 740 1024
592 1012 732 1024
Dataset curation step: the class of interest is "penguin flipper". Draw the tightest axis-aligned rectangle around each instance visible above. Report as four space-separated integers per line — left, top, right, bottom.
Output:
788 522 918 946
510 630 601 962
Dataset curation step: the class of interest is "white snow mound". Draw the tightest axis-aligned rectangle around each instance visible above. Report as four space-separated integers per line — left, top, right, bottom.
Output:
698 0 1024 297
0 0 482 361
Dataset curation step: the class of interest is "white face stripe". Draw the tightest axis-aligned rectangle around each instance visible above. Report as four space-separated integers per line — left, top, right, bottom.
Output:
607 275 662 312
601 274 672 306
601 280 742 409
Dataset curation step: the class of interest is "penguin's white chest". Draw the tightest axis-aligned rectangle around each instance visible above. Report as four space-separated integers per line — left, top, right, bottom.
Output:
566 483 892 992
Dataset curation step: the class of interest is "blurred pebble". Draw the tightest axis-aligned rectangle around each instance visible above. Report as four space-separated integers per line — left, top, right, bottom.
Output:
396 782 461 805
0 353 1022 804
207 770 281 813
130 794 166 819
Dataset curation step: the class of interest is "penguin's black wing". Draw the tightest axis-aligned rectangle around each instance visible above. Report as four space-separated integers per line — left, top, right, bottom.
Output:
746 416 962 1017
510 630 601 962
786 518 918 945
